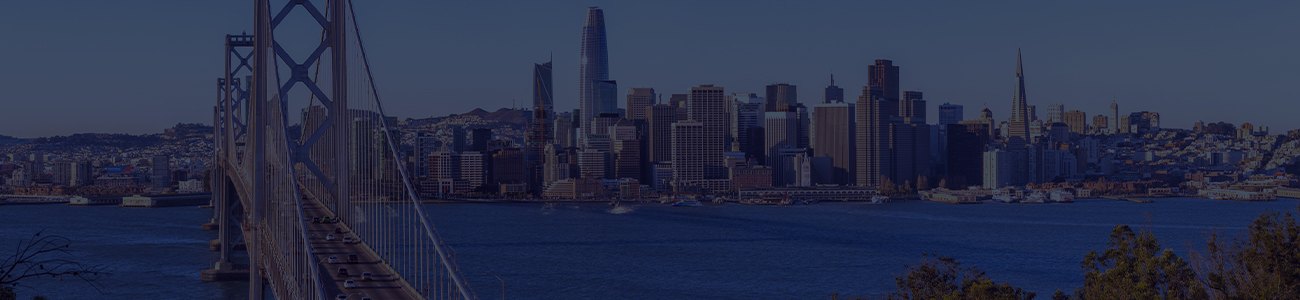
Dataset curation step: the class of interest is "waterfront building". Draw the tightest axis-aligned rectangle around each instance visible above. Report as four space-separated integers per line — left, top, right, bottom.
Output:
670 121 706 191
764 110 799 164
730 166 773 189
577 149 609 179
945 123 989 189
646 103 677 164
812 102 855 185
688 85 728 179
772 148 812 187
428 151 461 181
460 151 488 189
982 149 1015 189
151 154 170 190
579 7 614 146
491 148 526 189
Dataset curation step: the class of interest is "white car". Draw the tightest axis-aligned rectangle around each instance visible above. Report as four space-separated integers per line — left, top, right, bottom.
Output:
335 294 347 300
343 236 354 244
344 279 356 289
327 256 338 264
326 234 336 241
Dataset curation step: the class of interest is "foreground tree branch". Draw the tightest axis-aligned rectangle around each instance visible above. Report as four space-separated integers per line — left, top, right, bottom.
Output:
1 230 111 294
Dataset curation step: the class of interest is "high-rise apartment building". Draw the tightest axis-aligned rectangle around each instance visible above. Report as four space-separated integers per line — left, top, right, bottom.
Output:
460 151 488 189
1093 115 1109 133
868 60 900 101
579 7 613 145
812 102 854 185
688 85 727 179
1063 110 1088 134
1046 104 1064 124
670 121 705 191
823 75 844 103
626 88 655 121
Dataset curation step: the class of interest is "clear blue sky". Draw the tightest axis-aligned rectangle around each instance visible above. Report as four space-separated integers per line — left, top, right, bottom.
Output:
1 1 1296 138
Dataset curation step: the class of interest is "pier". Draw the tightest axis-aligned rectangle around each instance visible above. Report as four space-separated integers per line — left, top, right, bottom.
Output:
1101 196 1154 203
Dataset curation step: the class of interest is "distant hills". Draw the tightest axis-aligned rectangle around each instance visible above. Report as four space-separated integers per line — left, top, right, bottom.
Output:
457 108 530 125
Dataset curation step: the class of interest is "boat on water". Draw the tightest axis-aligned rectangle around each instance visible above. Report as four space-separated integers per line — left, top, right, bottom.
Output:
870 195 891 204
993 195 1018 203
1023 192 1047 204
672 199 703 207
1050 191 1074 203
1209 194 1229 201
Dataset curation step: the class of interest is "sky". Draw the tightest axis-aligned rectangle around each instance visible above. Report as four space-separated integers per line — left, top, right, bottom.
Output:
0 1 1297 138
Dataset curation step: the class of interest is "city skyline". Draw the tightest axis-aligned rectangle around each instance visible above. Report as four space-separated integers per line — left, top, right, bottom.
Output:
1 1 1298 137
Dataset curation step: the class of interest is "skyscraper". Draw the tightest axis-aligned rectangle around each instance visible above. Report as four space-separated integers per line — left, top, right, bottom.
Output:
527 60 554 194
764 109 799 164
764 83 797 112
856 86 893 187
812 102 854 185
688 85 728 179
823 75 844 103
626 88 655 121
152 154 170 190
579 7 612 145
869 60 900 101
645 104 677 163
1007 50 1031 148
938 103 963 126
900 91 925 124
671 120 705 191
1109 101 1120 135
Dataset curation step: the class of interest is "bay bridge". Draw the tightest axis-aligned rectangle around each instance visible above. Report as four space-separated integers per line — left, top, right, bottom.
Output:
208 0 474 299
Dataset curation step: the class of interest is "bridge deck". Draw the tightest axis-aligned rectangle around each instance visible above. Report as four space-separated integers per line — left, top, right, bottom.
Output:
304 199 420 300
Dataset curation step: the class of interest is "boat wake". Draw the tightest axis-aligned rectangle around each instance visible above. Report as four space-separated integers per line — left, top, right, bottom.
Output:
608 205 635 214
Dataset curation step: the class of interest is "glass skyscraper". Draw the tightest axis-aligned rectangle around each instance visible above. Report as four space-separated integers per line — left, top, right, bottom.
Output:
580 7 614 145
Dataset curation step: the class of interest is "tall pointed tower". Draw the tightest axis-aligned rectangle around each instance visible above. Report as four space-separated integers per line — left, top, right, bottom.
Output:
1007 49 1030 148
579 7 611 147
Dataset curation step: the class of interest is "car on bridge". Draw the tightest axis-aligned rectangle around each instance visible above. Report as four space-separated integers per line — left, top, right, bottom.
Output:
328 256 339 264
344 279 356 289
343 236 354 244
334 227 343 234
337 267 348 278
361 272 372 281
347 253 358 264
326 234 336 241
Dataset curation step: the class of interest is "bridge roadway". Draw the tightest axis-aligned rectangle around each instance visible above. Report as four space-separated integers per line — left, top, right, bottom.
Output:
304 199 419 300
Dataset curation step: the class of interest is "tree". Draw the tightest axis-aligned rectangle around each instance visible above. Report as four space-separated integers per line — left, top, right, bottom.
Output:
1070 225 1204 299
1190 209 1300 298
887 254 1035 300
1 231 110 296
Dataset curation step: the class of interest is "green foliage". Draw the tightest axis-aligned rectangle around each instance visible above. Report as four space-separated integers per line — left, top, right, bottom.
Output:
1 287 14 300
1073 225 1204 300
887 254 1035 300
1203 122 1236 136
1191 209 1300 298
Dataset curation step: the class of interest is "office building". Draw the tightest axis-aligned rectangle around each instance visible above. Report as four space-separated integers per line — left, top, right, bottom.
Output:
671 121 706 191
152 155 170 190
427 151 461 181
945 124 989 189
491 148 526 187
646 104 677 163
451 125 466 153
527 61 554 193
856 86 892 187
471 128 492 152
577 149 609 179
772 148 812 187
579 7 614 145
613 139 640 180
731 96 764 157
1109 101 1120 134
938 103 963 126
688 85 727 179
764 83 797 112
1093 115 1109 133
460 151 487 189
1007 50 1031 148
626 88 655 121
812 102 854 185
764 110 799 164
900 91 925 124
869 60 900 101
823 75 844 103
